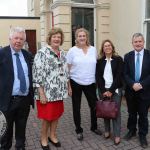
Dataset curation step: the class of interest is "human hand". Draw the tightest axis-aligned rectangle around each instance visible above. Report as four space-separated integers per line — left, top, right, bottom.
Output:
107 91 112 97
40 93 48 104
132 83 142 91
68 86 72 96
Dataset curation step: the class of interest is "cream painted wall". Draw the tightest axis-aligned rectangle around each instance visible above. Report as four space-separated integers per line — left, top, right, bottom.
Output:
0 18 40 48
109 0 143 56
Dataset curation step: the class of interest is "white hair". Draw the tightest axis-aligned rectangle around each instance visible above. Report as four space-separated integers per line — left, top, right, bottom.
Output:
9 26 26 40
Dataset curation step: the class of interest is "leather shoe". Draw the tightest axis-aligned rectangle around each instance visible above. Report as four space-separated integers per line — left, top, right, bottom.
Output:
15 147 25 150
124 131 136 140
77 133 83 141
139 135 148 149
91 129 102 135
48 137 61 147
41 144 50 150
104 132 110 139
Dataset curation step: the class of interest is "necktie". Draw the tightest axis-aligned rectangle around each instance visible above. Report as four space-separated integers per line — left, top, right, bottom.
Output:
135 53 140 82
14 53 27 93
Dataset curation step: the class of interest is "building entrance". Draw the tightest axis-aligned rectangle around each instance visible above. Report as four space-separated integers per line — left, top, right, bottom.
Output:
71 7 94 46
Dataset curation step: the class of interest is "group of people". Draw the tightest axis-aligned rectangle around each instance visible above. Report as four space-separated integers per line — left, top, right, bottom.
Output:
0 26 150 150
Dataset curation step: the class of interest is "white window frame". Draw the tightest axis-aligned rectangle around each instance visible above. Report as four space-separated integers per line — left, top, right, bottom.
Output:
143 0 150 49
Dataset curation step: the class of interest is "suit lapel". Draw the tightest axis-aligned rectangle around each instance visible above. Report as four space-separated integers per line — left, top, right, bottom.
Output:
130 51 135 78
140 49 147 80
5 47 14 79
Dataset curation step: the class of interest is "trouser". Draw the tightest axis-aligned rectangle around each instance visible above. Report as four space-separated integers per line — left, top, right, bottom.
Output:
125 91 150 136
0 96 30 149
104 92 122 137
70 79 97 134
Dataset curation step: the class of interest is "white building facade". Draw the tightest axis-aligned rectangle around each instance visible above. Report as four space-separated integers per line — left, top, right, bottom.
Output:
27 0 150 55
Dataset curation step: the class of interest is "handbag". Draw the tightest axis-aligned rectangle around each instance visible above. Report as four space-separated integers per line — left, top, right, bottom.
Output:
96 97 119 119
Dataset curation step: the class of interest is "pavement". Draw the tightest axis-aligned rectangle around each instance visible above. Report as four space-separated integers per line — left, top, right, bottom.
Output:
11 96 150 150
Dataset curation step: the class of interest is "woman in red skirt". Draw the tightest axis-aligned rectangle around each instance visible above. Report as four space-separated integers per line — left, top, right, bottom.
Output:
33 27 69 150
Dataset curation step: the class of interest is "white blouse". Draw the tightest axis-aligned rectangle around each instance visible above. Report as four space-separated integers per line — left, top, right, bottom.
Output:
66 46 97 85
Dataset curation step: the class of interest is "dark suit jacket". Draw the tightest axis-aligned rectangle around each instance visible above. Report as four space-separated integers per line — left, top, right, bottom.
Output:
96 55 124 94
124 49 150 99
0 46 34 112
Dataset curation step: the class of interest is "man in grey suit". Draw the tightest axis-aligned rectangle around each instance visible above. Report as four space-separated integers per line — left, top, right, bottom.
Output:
124 33 150 148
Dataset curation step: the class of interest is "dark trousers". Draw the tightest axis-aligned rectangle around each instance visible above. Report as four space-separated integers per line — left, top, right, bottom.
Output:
125 91 150 136
70 79 97 134
1 96 30 150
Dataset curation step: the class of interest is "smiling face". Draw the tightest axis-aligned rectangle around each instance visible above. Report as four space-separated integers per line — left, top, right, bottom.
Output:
76 31 87 46
50 33 62 49
9 32 26 52
103 41 113 56
132 36 144 52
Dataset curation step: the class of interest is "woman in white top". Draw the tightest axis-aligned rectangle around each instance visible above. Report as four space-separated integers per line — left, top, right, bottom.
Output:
66 28 102 141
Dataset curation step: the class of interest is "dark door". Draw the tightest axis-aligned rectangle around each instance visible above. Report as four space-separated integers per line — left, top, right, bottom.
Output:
72 8 94 46
25 30 37 55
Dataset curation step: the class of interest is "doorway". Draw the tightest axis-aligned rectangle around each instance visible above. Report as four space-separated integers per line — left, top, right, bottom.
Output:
25 30 37 55
71 7 94 46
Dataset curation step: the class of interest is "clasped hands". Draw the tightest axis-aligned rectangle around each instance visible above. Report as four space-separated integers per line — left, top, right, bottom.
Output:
103 91 112 97
132 83 143 91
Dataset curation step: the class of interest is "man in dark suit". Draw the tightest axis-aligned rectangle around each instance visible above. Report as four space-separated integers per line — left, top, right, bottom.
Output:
0 27 34 150
124 33 150 148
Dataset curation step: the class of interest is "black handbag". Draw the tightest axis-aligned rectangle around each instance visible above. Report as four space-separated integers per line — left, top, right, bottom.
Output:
96 97 119 119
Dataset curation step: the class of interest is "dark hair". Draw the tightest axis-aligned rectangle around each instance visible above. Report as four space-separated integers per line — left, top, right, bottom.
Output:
99 39 118 58
75 28 90 46
46 27 64 45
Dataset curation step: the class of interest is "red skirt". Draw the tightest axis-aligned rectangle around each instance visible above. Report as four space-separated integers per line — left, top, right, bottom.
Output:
36 100 64 121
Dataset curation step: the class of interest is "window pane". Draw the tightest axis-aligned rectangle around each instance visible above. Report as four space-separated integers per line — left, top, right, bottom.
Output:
146 22 150 49
71 0 93 4
145 0 150 18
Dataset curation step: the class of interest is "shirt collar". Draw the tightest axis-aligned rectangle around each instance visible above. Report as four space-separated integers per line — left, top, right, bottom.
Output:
10 45 22 56
105 57 113 61
134 49 144 56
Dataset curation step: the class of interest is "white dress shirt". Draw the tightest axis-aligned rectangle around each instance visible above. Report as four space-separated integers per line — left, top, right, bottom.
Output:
103 58 113 88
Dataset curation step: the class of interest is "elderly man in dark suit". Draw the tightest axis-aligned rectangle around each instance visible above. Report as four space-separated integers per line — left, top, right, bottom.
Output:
124 33 150 148
0 27 34 150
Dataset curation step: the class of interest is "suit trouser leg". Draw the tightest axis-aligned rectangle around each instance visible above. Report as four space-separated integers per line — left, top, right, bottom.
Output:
138 97 150 136
112 93 121 137
104 93 121 137
0 110 15 150
125 93 138 133
15 98 30 148
83 83 97 131
70 79 83 134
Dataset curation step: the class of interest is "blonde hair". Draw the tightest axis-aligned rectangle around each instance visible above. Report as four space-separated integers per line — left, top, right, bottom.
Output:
75 28 90 46
46 27 64 45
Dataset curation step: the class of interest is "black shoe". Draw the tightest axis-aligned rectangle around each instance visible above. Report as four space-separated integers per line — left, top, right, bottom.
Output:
77 133 83 141
139 136 148 149
41 144 50 150
124 131 136 140
91 129 102 135
15 147 25 150
48 137 61 147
